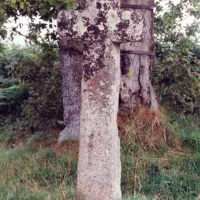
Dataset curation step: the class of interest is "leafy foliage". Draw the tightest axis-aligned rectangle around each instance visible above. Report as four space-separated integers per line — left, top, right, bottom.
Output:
153 0 200 114
0 45 63 131
155 0 200 45
0 46 30 116
0 85 28 115
153 50 200 114
15 46 62 129
0 0 76 45
0 3 7 52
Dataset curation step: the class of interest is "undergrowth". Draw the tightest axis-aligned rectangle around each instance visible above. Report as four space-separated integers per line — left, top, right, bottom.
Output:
0 106 200 199
0 134 79 200
119 106 200 199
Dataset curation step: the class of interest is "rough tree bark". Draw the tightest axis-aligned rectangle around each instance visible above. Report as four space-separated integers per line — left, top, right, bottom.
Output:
58 0 157 142
58 48 82 142
120 0 158 111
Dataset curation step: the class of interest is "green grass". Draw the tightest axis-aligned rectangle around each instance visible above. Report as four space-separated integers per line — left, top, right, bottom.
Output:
121 152 200 200
120 113 200 200
0 147 77 200
170 115 200 152
0 114 200 199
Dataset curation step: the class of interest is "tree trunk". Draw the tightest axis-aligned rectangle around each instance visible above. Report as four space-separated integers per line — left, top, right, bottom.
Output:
58 47 82 142
59 0 158 142
120 0 158 111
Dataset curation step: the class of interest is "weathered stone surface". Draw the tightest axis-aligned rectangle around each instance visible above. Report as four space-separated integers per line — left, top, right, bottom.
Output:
58 4 144 81
77 44 122 200
58 0 144 199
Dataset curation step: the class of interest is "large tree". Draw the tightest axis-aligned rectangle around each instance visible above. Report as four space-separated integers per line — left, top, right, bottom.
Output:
0 0 199 140
120 0 158 111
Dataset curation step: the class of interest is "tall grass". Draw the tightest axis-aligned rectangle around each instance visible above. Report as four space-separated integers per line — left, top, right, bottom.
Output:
0 106 200 199
0 143 78 200
120 106 200 199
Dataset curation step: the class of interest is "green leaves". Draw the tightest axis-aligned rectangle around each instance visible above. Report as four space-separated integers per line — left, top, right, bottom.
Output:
155 0 200 46
153 48 200 114
154 1 200 114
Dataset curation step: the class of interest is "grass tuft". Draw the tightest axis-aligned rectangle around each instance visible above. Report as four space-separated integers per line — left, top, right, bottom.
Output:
119 105 179 154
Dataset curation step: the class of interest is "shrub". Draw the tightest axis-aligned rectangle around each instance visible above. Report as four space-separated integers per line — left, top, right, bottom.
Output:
0 85 28 115
153 51 200 114
0 45 63 131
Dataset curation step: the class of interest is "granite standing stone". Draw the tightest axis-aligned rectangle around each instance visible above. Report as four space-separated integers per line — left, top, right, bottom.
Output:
58 0 144 199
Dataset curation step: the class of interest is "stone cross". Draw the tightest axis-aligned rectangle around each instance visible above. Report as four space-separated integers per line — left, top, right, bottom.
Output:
58 1 144 199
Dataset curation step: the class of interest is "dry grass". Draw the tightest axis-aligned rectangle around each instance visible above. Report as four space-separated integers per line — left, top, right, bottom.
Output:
118 105 180 153
119 105 200 199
